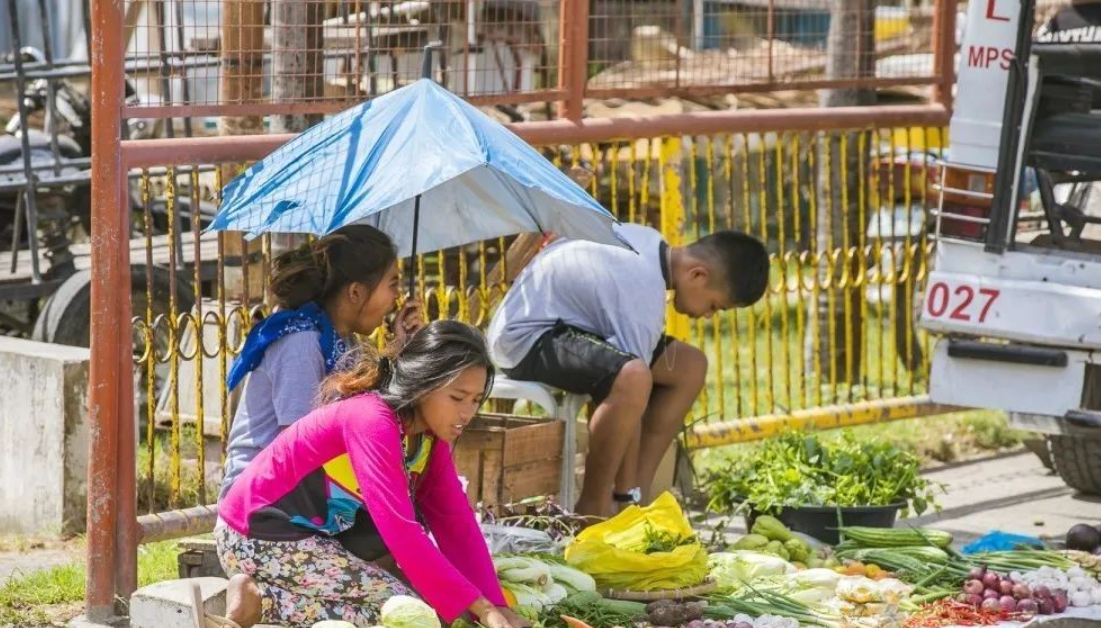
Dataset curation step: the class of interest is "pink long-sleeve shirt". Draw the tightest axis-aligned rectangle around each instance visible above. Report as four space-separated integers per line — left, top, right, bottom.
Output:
219 393 507 620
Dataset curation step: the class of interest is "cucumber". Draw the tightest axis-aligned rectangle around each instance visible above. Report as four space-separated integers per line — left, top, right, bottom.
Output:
840 526 953 549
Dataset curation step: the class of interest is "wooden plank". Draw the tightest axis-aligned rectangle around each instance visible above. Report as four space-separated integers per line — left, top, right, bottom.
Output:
481 449 504 505
502 458 562 503
452 446 485 507
502 420 563 468
454 429 501 452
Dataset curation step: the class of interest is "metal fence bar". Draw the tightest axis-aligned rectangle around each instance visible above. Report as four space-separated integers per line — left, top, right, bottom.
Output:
87 0 128 618
120 103 950 168
932 0 958 111
685 396 961 449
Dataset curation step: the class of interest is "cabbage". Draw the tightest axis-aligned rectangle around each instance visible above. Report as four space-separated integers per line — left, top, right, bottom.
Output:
709 551 796 590
777 569 843 604
381 596 442 628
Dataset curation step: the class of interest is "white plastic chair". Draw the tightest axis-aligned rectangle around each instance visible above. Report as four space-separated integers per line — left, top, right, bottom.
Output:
488 374 587 508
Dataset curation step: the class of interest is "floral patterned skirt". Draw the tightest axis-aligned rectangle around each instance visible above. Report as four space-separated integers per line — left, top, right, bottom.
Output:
215 523 414 628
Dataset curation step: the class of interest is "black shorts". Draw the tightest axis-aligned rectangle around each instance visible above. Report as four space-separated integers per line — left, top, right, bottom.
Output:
503 321 674 405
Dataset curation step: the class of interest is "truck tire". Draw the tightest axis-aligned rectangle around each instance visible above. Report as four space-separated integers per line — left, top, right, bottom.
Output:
32 266 196 425
32 266 195 348
1047 434 1101 496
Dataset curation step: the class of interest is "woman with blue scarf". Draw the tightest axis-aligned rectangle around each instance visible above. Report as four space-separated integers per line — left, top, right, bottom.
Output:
221 225 424 496
216 225 423 626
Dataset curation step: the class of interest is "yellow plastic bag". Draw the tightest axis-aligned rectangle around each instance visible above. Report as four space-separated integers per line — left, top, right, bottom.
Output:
564 492 708 591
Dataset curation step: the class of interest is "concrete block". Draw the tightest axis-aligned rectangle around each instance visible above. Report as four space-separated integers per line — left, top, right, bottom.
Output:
178 538 227 579
0 337 90 537
129 577 228 628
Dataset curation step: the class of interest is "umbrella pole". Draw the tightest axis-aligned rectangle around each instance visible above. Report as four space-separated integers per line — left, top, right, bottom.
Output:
409 193 421 296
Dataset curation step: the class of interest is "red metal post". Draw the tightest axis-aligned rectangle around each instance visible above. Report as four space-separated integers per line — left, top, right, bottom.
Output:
115 168 137 600
556 0 589 121
932 0 958 112
121 103 951 168
87 0 126 618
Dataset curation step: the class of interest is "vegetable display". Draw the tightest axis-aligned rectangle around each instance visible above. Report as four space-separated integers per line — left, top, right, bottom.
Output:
954 566 1039 616
1009 566 1101 608
374 501 1101 628
706 432 941 517
494 556 597 611
732 517 812 565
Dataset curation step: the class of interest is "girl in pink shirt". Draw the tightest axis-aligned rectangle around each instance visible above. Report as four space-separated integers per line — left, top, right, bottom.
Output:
216 321 529 628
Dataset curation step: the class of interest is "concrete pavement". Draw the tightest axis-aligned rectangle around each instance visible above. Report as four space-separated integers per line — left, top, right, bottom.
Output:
910 450 1101 545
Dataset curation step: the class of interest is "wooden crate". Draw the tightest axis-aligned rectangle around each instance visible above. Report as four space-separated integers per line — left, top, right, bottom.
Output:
452 413 564 507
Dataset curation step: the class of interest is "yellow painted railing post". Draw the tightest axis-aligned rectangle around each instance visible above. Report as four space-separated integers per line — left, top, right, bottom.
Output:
660 137 691 342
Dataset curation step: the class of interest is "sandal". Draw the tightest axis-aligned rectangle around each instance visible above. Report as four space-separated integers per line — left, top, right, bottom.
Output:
189 581 244 628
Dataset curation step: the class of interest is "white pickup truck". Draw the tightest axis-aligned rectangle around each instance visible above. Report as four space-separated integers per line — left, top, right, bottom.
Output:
920 0 1101 494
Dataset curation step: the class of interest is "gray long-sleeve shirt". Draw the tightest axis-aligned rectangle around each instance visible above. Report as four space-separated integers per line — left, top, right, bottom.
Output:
219 331 326 499
487 223 668 368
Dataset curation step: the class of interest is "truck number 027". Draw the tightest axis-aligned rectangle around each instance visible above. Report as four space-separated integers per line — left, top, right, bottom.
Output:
925 282 1000 323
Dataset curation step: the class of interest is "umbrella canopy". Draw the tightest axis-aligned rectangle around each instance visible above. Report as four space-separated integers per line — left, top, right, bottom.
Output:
208 78 628 258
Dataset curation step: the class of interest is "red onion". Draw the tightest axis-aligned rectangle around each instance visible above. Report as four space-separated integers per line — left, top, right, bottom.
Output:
981 598 1002 612
963 580 985 595
1016 599 1038 616
969 566 987 580
998 580 1015 596
1038 599 1056 615
983 589 1001 600
999 596 1017 613
968 594 985 608
1053 591 1068 613
1034 586 1052 599
1011 583 1031 599
982 572 1001 589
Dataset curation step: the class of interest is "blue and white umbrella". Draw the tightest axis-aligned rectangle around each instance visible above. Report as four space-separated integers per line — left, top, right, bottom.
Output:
209 61 628 290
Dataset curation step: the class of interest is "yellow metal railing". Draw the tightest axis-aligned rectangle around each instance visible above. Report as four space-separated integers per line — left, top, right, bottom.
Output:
131 125 947 513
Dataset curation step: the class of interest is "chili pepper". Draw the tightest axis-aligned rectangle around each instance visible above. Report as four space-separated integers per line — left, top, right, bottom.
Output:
903 599 1025 628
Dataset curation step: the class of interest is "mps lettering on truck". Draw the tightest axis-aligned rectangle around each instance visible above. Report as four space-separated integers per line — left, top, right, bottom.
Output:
949 0 1021 169
965 0 1015 70
925 280 1001 324
966 45 1014 70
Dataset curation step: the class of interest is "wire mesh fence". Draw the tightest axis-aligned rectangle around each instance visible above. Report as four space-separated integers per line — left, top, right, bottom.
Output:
121 0 562 114
586 0 936 97
93 0 948 117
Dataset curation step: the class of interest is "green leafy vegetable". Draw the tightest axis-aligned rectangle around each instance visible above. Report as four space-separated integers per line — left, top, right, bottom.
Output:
706 431 942 517
380 596 441 628
640 521 698 554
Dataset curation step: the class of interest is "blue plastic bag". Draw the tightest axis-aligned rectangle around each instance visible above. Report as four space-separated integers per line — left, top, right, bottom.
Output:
962 531 1045 554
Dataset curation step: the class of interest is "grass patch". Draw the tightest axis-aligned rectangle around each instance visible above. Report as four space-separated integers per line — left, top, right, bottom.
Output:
0 539 182 626
0 562 84 625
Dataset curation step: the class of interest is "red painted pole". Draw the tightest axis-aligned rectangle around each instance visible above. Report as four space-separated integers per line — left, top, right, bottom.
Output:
115 163 137 600
932 0 959 112
121 103 952 168
86 0 126 618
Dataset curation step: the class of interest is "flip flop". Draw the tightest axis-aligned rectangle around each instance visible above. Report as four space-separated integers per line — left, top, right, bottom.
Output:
190 581 244 628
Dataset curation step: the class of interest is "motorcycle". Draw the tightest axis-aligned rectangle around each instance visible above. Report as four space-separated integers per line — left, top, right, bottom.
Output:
1 46 213 278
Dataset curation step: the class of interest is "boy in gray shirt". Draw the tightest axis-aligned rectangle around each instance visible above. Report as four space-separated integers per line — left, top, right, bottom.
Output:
487 223 769 517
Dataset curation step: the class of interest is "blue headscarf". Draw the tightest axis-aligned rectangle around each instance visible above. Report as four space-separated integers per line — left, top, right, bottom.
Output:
227 301 349 391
